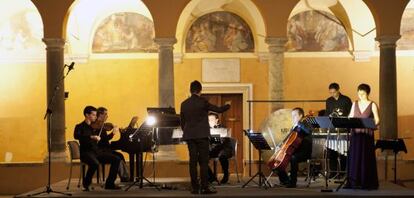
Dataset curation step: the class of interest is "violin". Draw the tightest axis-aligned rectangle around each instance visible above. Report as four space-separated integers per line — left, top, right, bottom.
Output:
91 120 115 131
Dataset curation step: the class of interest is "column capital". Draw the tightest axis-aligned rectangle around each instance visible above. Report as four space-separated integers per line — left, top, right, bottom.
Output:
265 37 288 53
42 38 65 51
154 37 177 47
375 35 401 49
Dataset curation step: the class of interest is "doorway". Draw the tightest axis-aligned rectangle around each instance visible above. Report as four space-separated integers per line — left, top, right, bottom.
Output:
201 93 243 173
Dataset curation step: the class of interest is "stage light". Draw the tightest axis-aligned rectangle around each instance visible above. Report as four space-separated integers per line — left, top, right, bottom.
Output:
146 116 157 126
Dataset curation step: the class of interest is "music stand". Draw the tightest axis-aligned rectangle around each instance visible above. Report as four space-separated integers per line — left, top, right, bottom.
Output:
310 117 376 192
125 123 160 191
242 130 272 189
375 138 407 184
322 117 376 191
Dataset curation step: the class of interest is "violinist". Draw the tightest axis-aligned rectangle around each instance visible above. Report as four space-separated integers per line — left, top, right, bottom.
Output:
74 106 121 190
273 107 312 188
94 107 129 182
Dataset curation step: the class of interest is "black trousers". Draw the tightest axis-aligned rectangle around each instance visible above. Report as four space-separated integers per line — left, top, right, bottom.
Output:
187 138 210 189
208 156 229 180
327 148 346 175
277 149 309 185
80 151 121 187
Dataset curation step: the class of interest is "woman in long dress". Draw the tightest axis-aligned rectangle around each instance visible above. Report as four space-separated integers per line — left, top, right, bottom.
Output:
346 83 380 190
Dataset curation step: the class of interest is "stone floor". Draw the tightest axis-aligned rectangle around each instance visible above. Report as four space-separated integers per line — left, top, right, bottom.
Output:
15 176 414 198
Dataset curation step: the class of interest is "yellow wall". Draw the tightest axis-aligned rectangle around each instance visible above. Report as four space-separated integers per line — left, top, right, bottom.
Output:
0 63 46 162
1 54 413 162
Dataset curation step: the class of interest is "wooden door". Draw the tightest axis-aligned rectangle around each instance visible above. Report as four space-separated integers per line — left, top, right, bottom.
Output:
202 93 243 174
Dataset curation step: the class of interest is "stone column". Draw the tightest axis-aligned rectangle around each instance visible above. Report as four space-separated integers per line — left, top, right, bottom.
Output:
155 38 177 108
376 36 400 139
265 37 288 112
42 38 67 161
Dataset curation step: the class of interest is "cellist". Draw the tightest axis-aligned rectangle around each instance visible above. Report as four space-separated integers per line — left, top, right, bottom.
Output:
273 107 312 188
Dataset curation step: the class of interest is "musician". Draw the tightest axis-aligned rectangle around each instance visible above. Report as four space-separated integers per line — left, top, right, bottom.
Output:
346 83 379 190
207 112 233 184
74 106 121 190
95 107 129 182
325 82 352 178
180 80 230 194
274 107 312 188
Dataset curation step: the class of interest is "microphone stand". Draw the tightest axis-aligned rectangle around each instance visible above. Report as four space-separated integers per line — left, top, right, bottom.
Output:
27 64 74 197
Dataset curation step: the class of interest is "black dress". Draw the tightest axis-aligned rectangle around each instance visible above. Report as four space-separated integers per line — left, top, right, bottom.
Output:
346 101 379 190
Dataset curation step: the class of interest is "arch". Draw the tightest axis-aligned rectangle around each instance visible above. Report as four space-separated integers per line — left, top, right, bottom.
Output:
0 0 44 60
175 0 267 54
289 0 376 53
65 0 154 56
397 1 414 50
286 10 349 52
185 11 254 53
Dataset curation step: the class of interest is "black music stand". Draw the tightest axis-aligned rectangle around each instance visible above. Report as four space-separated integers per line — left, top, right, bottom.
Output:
310 117 376 192
125 123 160 191
375 138 407 184
242 130 272 189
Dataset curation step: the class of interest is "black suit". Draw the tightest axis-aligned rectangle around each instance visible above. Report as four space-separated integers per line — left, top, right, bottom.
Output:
325 93 352 177
276 121 312 186
180 94 230 190
74 121 121 188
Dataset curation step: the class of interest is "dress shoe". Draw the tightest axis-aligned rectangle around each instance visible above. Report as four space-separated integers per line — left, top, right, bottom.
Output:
82 186 91 192
190 189 199 194
285 183 297 188
104 184 122 190
220 174 229 184
200 187 217 194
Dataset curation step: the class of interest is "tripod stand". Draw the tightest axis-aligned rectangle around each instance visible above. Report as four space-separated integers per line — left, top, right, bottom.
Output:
28 63 74 197
242 131 272 189
124 151 160 191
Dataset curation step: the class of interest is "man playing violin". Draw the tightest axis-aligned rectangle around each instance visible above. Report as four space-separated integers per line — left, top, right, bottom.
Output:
273 107 312 188
94 107 129 182
74 106 121 190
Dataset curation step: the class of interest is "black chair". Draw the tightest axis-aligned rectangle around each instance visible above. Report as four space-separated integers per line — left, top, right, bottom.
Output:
212 138 241 183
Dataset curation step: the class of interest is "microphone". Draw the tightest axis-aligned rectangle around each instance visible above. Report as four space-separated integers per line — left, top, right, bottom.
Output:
65 62 75 75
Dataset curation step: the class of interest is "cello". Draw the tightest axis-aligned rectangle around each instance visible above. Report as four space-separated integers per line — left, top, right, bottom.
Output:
267 117 311 171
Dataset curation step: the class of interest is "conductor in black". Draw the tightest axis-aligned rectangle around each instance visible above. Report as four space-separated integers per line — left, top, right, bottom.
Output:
180 80 230 194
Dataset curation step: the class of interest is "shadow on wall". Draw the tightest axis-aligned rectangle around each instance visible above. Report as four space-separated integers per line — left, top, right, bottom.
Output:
398 115 414 160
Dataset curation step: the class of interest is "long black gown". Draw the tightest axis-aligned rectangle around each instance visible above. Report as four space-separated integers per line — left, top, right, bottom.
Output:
346 101 379 190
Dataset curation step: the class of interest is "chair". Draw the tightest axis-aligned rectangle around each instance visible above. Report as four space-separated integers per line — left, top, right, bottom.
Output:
66 141 104 190
212 137 241 183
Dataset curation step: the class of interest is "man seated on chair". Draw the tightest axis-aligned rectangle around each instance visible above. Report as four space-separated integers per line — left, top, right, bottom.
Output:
207 112 233 184
274 107 312 188
94 107 129 182
74 106 121 190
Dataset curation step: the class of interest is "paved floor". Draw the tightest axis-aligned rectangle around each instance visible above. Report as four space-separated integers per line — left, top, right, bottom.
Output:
15 177 414 198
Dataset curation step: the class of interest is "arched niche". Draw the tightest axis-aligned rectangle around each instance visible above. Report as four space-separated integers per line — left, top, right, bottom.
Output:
397 1 414 51
0 0 44 62
185 11 254 53
176 0 266 56
65 0 155 59
289 0 376 57
286 10 349 52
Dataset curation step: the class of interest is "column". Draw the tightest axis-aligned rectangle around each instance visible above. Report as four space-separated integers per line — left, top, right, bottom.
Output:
155 38 177 108
265 37 288 112
376 36 400 139
43 38 67 161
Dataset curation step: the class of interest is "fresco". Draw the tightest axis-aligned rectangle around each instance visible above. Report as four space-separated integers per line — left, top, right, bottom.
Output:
186 11 254 53
92 12 157 53
397 8 414 50
0 10 44 57
286 10 349 52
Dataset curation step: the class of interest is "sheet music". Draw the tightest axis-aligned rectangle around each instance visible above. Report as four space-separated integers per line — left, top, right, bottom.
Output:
172 128 229 139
